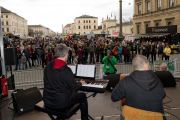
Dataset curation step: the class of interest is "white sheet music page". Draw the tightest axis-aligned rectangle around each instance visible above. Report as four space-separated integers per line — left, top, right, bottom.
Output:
76 64 95 78
68 65 76 74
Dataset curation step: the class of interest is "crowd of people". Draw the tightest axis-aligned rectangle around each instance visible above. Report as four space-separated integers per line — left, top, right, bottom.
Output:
3 34 178 120
3 34 177 71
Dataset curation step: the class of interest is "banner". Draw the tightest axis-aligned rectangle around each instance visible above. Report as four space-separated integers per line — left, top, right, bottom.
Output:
146 25 177 34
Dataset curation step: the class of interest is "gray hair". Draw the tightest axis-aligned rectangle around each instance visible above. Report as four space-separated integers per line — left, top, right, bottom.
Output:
55 44 69 57
160 63 167 71
132 55 150 70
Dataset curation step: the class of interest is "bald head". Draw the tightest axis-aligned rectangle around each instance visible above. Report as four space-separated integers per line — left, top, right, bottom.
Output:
132 55 150 71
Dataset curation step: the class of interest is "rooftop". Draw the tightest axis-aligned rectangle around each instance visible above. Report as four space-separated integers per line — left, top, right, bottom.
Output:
1 7 27 20
64 23 73 28
76 15 97 19
1 7 11 13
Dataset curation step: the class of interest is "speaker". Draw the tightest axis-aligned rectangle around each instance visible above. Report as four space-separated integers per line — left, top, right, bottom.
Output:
4 48 17 65
106 73 120 91
7 75 15 90
0 79 2 96
155 71 176 87
12 87 42 114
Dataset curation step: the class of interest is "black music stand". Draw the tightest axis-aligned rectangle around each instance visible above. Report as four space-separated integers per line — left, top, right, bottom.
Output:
86 92 104 120
75 64 105 120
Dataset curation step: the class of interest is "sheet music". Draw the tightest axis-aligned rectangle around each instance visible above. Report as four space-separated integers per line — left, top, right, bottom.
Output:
68 65 76 74
82 84 104 88
76 64 95 78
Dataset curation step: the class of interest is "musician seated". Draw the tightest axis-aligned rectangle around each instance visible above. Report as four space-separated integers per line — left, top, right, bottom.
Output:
111 55 166 119
43 44 88 120
155 63 176 87
159 63 168 71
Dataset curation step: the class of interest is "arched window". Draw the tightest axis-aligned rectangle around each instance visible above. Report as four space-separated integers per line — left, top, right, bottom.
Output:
168 21 172 26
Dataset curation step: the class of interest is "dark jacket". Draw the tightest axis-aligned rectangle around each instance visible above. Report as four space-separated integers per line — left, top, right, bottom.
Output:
111 70 165 113
43 59 81 109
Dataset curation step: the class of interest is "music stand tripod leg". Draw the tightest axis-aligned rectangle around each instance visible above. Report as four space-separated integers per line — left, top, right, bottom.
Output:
87 92 98 120
101 116 104 120
88 114 94 120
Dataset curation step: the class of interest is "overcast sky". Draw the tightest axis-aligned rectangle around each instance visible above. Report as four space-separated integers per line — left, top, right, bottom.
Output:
1 0 134 33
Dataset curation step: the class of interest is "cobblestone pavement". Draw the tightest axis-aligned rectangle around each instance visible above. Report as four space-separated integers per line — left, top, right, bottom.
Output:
1 82 180 120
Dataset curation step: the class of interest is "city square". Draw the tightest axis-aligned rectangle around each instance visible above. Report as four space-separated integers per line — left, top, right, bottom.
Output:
0 0 180 120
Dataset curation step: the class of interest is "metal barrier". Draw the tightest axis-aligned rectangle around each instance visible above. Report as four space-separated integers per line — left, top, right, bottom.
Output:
11 60 180 89
13 68 44 89
153 59 180 78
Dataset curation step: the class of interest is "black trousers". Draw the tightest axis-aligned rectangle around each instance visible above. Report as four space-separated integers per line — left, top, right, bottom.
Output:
165 55 170 60
70 93 88 120
105 73 120 91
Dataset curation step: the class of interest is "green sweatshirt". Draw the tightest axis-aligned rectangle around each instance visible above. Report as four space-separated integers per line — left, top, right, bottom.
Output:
102 56 117 74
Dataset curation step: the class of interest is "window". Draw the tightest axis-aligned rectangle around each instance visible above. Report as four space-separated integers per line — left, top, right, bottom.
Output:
78 26 80 29
89 20 91 23
89 25 91 29
6 21 8 25
2 28 4 32
137 4 142 15
1 15 3 18
145 23 149 33
94 20 96 23
84 26 86 29
84 20 85 23
78 20 80 23
6 15 8 18
166 18 174 26
157 0 162 10
169 0 175 7
103 24 106 29
146 1 151 13
86 26 88 29
2 21 4 25
86 20 88 23
7 28 9 32
168 21 172 26
155 22 159 27
94 25 96 29
137 24 140 34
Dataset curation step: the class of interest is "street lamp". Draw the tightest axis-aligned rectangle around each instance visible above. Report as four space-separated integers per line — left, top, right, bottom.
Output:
0 7 6 75
119 0 124 41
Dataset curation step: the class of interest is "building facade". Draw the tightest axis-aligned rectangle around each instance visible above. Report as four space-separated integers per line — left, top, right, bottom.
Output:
133 0 180 35
92 17 133 37
102 19 117 33
63 23 75 35
107 22 133 37
63 15 98 35
1 7 28 38
28 25 56 37
74 15 98 35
